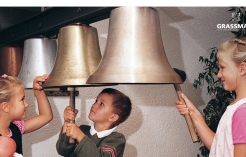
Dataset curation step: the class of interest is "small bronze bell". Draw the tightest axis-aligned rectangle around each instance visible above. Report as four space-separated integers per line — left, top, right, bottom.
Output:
0 46 23 77
43 24 102 88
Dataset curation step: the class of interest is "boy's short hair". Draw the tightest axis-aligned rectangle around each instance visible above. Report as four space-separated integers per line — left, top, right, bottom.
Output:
100 88 132 127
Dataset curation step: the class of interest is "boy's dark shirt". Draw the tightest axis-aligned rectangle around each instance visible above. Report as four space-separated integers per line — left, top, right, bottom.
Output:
56 125 126 157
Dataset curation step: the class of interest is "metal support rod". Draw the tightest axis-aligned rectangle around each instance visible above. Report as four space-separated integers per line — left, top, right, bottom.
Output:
69 87 76 143
174 84 199 143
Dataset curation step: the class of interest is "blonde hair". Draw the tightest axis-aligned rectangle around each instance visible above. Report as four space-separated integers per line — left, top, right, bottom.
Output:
217 37 246 65
0 75 24 103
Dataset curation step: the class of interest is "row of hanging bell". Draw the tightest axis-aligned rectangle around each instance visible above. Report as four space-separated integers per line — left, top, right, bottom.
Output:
44 6 182 87
4 24 102 89
2 6 182 89
0 39 57 86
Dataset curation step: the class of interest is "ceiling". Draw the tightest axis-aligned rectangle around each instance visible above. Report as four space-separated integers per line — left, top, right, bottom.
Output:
0 7 42 31
0 7 236 50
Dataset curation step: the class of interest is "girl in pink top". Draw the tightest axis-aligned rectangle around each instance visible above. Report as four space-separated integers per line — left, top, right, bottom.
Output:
0 74 53 155
175 38 246 157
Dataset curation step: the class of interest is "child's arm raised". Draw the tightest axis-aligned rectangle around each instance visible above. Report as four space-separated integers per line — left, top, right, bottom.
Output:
24 74 53 133
175 93 215 150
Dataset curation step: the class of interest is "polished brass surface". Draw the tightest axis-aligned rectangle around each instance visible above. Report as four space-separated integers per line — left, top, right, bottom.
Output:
43 24 102 88
87 7 182 84
18 38 57 88
0 46 23 77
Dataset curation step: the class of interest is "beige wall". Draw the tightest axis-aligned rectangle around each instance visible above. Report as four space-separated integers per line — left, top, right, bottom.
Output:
22 7 211 157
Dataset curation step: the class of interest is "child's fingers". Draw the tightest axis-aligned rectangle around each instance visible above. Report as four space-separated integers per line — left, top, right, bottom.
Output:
175 100 183 105
180 93 192 107
42 74 50 80
176 101 189 115
66 124 71 136
177 93 198 117
65 106 73 111
65 107 78 114
33 74 50 90
34 74 49 83
66 123 77 138
74 109 79 114
177 105 189 115
64 113 75 121
38 75 48 82
64 106 78 121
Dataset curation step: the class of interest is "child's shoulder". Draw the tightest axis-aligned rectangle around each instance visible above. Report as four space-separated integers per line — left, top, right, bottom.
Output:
233 102 246 117
104 132 126 143
110 132 125 139
237 102 246 110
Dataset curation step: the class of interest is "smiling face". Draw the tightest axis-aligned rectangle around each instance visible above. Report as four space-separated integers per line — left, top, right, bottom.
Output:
8 86 28 120
88 93 116 125
217 55 239 91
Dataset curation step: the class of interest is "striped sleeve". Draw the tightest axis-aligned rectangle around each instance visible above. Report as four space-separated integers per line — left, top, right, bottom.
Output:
102 146 117 157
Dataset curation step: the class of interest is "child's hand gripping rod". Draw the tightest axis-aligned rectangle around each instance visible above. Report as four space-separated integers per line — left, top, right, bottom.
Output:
173 68 199 143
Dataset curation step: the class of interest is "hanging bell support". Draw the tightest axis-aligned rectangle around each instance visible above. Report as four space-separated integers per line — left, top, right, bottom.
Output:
174 84 199 143
68 87 76 143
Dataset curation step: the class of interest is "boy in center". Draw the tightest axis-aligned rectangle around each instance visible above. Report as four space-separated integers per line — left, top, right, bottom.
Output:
56 88 132 157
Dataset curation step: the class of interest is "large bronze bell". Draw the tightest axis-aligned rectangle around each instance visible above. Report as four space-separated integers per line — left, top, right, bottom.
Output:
86 7 182 84
18 38 57 88
0 46 23 77
43 24 102 88
86 7 198 142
